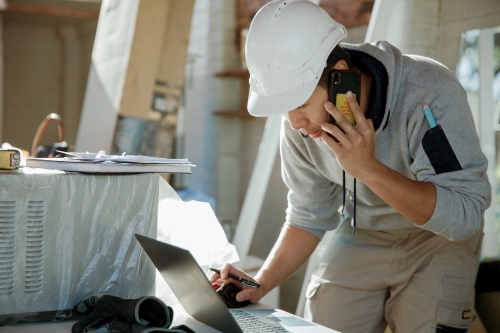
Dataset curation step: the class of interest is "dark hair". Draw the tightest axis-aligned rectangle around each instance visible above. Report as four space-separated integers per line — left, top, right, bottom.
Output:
317 44 352 89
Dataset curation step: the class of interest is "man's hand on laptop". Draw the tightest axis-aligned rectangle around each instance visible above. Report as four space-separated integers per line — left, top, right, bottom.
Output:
209 263 265 304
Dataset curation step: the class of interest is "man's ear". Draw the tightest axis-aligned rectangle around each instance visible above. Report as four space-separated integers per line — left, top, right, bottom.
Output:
332 60 349 70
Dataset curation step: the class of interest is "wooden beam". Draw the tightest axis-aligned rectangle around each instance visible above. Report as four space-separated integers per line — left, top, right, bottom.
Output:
3 3 99 20
156 0 195 91
0 12 3 143
119 0 195 119
213 110 254 118
319 0 373 28
235 0 372 31
214 69 249 78
118 0 171 119
75 0 139 153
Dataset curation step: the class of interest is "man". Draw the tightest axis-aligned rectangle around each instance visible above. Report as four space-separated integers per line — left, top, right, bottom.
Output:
211 1 491 332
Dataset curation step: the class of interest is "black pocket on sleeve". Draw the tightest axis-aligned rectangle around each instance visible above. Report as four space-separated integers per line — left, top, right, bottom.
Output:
422 125 462 174
436 324 468 333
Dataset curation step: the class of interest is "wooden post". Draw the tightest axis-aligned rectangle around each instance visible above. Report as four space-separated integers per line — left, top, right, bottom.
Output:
157 0 194 93
59 24 81 146
75 0 194 153
118 0 170 119
0 10 3 144
0 0 4 143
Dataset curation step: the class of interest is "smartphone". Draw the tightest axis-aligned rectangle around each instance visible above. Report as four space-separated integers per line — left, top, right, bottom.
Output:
328 69 361 126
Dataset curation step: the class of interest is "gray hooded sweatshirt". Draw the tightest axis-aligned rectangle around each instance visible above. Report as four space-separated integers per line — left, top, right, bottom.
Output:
281 41 491 242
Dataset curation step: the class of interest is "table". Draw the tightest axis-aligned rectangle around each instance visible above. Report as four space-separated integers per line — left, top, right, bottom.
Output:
1 303 240 332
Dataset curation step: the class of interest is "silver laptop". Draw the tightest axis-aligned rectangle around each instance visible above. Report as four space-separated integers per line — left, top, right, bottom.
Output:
135 234 339 333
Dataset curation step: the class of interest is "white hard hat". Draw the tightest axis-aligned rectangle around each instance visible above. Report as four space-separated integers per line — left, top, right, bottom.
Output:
246 0 347 117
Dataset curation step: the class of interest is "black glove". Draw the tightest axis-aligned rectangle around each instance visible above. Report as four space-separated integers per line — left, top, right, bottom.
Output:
106 317 196 333
72 295 173 333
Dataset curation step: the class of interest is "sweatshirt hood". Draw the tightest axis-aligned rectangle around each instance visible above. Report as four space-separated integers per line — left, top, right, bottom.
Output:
341 41 403 133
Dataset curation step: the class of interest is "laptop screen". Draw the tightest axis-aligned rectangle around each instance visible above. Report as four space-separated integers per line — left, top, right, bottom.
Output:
135 234 243 333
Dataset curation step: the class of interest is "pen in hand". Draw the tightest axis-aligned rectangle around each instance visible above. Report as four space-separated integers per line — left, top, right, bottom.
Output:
209 268 260 288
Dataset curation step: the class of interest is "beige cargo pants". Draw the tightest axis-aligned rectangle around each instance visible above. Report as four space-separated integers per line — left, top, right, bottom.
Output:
303 220 482 333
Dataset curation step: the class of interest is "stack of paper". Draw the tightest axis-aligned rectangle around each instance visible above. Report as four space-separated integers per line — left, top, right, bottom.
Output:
25 152 194 174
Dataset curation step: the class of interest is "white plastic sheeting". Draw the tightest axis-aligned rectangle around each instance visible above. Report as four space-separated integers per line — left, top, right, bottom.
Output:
0 168 238 326
154 176 240 306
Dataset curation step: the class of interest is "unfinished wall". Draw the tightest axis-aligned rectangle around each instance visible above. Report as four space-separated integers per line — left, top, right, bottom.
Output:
182 0 247 221
2 10 97 152
364 0 500 71
343 25 368 44
437 0 500 72
182 0 275 246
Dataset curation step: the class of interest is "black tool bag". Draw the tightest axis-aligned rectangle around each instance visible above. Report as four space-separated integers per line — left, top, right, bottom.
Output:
72 294 196 333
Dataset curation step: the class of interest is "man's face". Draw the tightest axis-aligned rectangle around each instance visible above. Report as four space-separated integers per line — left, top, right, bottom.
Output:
284 85 329 139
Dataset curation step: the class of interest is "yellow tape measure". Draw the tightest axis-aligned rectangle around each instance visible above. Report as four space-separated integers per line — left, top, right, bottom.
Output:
0 149 21 169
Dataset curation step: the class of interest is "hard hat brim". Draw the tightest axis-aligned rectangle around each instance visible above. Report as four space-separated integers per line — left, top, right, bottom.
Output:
247 77 318 117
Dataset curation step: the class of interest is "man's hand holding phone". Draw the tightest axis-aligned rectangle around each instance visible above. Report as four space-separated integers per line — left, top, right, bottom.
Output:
321 91 377 181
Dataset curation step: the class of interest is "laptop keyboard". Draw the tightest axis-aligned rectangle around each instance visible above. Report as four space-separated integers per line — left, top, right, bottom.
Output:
230 310 289 333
